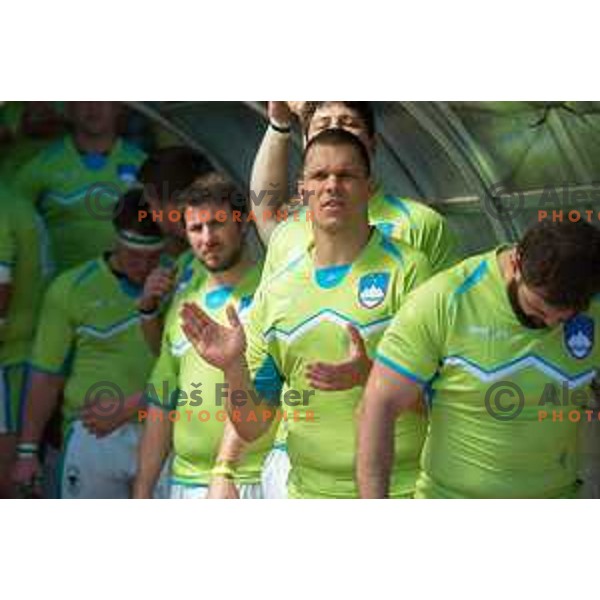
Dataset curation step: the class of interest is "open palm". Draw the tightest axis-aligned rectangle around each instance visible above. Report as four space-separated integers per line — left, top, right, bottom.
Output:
180 302 246 371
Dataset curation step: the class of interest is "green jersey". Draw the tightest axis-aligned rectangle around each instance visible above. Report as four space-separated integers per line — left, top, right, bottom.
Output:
246 229 432 498
30 256 156 435
14 136 145 273
146 261 272 487
376 248 600 498
262 190 457 283
0 183 53 365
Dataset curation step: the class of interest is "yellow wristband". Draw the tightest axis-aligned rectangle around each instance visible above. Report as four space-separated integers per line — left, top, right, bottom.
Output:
211 461 237 480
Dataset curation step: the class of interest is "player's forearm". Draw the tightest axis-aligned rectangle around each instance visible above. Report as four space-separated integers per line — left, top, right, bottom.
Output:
215 419 248 464
223 361 274 443
19 373 64 446
133 407 172 499
357 396 397 499
250 126 290 245
140 316 164 357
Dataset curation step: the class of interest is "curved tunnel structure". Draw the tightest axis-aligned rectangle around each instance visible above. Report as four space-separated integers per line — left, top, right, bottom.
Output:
132 101 600 256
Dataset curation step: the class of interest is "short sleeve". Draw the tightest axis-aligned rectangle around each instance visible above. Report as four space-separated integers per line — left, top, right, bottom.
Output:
30 278 76 375
375 278 448 386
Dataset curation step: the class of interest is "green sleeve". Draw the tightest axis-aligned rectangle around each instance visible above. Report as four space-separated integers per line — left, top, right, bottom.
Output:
376 277 448 386
143 310 180 411
12 153 47 207
406 209 459 274
30 278 76 375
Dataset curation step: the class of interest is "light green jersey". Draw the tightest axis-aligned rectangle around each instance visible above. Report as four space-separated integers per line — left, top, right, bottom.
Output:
376 248 600 498
0 183 53 365
146 261 273 487
262 190 457 282
30 256 156 435
13 136 145 273
246 229 432 498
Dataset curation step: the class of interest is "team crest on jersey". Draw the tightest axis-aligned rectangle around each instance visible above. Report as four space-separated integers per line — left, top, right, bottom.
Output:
358 272 390 309
117 164 139 184
564 315 594 360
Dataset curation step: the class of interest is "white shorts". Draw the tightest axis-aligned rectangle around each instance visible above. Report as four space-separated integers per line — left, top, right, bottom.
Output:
262 445 290 499
170 482 264 499
60 421 170 499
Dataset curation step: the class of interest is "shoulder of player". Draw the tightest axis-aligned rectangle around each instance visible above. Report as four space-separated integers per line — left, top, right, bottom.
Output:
53 258 104 297
23 137 69 169
383 195 447 225
269 207 310 244
115 138 147 163
423 251 494 302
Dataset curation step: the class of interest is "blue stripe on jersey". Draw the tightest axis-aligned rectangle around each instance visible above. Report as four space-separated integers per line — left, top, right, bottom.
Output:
452 259 489 298
379 235 405 266
205 286 234 310
443 353 596 387
77 314 140 339
315 264 351 289
253 355 284 406
375 352 429 386
263 252 306 288
383 195 412 218
73 260 101 287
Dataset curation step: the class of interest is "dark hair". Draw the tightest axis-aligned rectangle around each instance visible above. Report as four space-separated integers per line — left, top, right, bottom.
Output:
113 188 163 238
518 220 600 311
138 146 213 206
181 172 247 218
301 102 375 140
302 128 372 177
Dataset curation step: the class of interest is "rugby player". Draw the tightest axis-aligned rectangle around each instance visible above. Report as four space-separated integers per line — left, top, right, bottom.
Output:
13 189 168 498
181 129 432 498
252 102 458 497
133 173 272 499
0 182 52 497
13 101 145 274
357 220 600 498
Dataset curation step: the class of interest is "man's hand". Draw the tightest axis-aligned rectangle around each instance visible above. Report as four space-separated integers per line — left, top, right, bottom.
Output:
206 476 240 499
137 266 176 313
180 303 246 372
306 325 373 391
81 394 140 438
12 455 42 499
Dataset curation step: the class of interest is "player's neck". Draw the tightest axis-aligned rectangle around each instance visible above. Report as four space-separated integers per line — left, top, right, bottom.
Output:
206 252 255 289
313 222 372 268
73 130 117 155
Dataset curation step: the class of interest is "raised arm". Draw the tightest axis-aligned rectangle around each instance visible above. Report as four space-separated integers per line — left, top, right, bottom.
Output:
250 102 305 245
